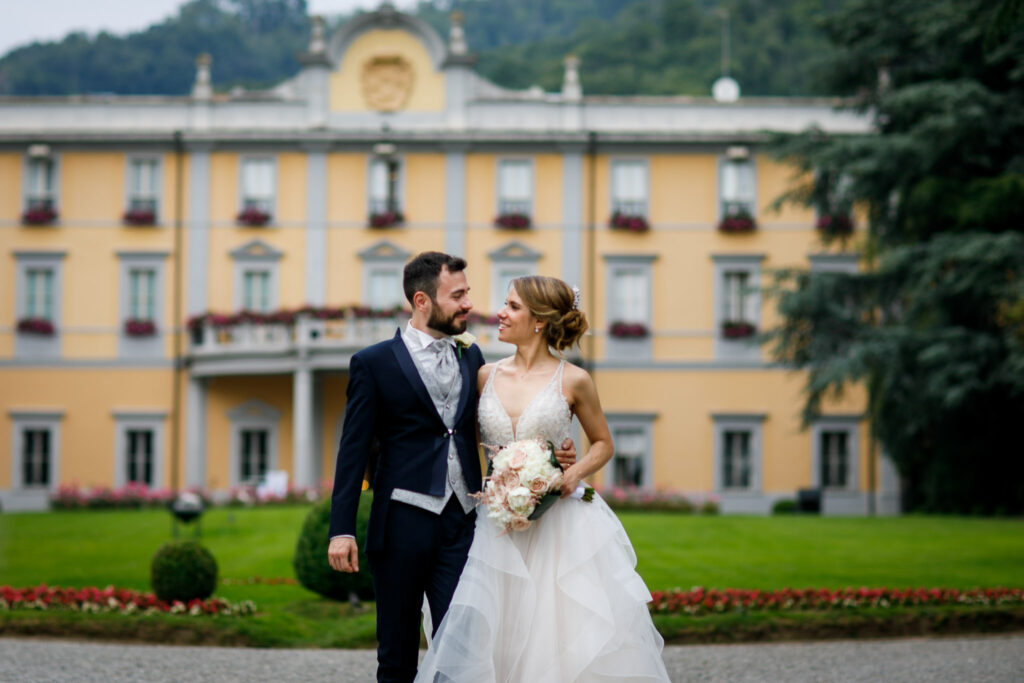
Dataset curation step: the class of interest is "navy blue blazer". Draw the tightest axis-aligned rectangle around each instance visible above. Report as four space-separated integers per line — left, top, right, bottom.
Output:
328 329 485 552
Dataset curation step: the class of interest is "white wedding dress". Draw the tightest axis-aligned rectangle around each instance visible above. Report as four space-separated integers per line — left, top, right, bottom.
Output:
417 359 670 682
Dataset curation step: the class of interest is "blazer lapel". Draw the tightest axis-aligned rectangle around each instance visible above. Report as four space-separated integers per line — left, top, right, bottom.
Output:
453 345 473 424
389 330 440 420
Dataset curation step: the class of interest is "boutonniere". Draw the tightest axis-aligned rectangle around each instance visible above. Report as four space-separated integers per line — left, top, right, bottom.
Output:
452 331 476 358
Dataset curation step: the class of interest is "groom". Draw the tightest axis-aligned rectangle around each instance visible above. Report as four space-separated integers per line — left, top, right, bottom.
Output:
329 252 574 682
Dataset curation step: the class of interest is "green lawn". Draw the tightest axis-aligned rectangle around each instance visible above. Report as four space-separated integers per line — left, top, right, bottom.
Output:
1 506 1021 647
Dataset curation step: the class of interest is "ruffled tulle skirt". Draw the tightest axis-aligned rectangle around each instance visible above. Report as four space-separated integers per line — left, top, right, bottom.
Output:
416 494 670 682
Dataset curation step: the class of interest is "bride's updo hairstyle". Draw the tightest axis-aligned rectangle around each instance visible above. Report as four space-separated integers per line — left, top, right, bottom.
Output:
511 275 589 351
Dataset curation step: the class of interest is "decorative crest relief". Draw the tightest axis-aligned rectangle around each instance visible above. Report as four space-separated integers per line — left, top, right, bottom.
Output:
361 56 415 112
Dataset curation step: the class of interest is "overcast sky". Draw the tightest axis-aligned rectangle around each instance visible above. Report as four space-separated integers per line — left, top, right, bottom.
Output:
1 0 418 58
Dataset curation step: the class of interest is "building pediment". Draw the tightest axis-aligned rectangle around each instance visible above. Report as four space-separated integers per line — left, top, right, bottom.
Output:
358 239 411 262
488 240 542 262
230 240 283 261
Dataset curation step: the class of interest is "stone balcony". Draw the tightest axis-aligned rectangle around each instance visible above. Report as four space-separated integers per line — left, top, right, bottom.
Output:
186 313 515 377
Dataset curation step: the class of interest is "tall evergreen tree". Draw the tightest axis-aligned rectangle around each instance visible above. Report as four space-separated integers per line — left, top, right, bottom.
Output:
767 0 1024 513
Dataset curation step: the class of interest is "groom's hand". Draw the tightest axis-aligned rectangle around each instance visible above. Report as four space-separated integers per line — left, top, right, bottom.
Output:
328 537 359 573
554 438 577 470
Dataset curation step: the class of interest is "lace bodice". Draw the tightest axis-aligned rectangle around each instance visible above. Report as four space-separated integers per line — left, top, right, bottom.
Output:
478 359 572 450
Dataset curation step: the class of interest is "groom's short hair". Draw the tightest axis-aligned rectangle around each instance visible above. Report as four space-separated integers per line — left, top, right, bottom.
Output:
403 251 467 304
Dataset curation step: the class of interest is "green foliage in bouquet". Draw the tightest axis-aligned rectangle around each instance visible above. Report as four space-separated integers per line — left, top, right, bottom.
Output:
293 494 374 602
150 541 218 602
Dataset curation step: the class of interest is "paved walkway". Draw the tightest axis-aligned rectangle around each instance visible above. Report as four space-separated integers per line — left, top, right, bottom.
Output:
2 634 1022 682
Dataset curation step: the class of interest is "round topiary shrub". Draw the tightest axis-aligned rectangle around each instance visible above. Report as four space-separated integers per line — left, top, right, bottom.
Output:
293 493 374 602
150 540 218 602
772 498 798 515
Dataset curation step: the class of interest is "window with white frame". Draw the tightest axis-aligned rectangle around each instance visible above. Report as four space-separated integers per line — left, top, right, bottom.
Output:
127 158 160 214
720 157 755 217
242 268 272 312
497 159 532 216
228 401 279 487
240 157 275 213
114 413 165 488
24 267 55 322
366 264 405 309
812 417 860 491
239 428 269 483
609 264 650 325
712 254 763 355
369 157 402 214
26 157 56 210
605 415 656 488
611 160 648 216
492 264 532 312
722 270 751 324
128 268 157 322
9 412 62 490
713 414 764 493
125 428 155 485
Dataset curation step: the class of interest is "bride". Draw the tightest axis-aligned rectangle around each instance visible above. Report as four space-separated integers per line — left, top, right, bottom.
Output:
417 275 670 682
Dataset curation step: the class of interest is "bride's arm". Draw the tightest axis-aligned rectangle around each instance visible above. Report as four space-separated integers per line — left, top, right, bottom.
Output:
559 365 613 497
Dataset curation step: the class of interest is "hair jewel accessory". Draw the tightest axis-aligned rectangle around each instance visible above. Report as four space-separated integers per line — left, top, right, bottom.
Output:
571 285 582 311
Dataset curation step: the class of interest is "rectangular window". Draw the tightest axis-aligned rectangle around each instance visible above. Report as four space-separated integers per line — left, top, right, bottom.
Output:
366 266 404 310
497 160 532 215
128 158 159 213
722 270 750 322
242 270 271 312
611 161 647 216
721 159 755 216
240 428 269 483
125 428 154 485
25 268 55 320
369 158 401 214
128 268 156 321
492 265 531 312
722 430 751 489
820 430 850 488
611 267 650 324
27 158 56 210
611 427 646 487
22 428 51 487
241 158 275 212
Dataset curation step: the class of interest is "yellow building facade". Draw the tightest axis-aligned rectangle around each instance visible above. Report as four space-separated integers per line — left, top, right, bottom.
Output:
0 7 900 514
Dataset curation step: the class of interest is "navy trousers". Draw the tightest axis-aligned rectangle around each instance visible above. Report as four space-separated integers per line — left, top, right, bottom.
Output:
369 496 476 683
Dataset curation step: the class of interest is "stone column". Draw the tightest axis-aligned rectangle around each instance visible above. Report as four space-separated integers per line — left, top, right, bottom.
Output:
292 366 314 488
185 375 207 489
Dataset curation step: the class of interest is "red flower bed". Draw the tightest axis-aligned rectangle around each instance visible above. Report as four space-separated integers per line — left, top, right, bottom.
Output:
17 318 56 336
494 212 531 229
609 211 649 233
648 586 1024 616
0 584 256 616
50 483 179 510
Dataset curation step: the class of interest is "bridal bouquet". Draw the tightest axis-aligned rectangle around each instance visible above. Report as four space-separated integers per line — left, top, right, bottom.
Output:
478 438 594 533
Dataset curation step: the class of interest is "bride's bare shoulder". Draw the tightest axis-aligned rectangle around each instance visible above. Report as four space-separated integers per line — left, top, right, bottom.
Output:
562 361 596 396
476 361 502 391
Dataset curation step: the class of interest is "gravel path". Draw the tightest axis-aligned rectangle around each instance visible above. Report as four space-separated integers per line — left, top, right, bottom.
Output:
1 634 1022 682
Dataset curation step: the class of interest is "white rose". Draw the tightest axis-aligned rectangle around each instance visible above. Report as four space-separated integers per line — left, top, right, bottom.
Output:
506 486 536 516
452 332 476 348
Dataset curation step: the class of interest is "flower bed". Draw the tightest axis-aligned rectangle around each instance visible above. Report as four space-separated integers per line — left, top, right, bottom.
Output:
598 487 719 514
649 586 1024 616
0 585 256 617
225 485 322 507
17 317 56 336
609 321 649 339
50 483 185 510
494 212 531 229
609 211 649 233
369 210 404 228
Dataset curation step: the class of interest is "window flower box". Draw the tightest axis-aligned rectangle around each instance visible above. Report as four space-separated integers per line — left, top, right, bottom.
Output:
123 209 156 226
721 321 757 339
609 321 649 339
17 317 56 336
124 319 157 337
718 210 757 233
609 211 649 233
350 305 406 320
236 207 272 226
468 312 500 326
494 212 531 230
21 206 58 226
816 213 854 238
368 210 404 228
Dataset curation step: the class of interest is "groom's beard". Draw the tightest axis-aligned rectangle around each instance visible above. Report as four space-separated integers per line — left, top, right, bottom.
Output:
427 298 468 336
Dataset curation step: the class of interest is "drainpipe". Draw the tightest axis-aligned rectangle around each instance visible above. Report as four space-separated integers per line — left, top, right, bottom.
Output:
586 131 597 372
170 130 185 493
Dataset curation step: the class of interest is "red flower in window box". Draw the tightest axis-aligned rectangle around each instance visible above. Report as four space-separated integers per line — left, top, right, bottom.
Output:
609 321 649 339
21 206 58 226
468 312 501 325
123 209 156 226
609 211 649 233
236 207 272 226
494 212 532 230
17 317 56 336
124 319 157 337
718 210 757 233
369 211 404 228
816 213 854 238
721 321 757 339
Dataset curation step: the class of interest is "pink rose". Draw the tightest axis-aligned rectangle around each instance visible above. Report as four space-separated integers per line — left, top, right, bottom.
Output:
528 478 549 494
507 449 527 469
501 470 520 489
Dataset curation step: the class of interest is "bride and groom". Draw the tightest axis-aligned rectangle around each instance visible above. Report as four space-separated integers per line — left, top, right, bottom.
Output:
328 251 669 682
